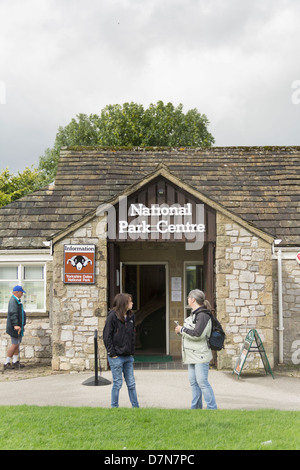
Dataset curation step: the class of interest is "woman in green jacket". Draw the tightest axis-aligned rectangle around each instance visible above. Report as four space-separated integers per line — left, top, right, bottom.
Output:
175 289 217 410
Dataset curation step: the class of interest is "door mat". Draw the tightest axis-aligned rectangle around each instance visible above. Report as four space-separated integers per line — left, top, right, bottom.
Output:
134 355 173 363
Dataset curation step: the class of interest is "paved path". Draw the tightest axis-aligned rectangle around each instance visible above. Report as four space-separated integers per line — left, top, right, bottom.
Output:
0 369 299 410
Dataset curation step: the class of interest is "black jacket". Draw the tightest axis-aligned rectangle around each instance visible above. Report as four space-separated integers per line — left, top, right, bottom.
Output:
6 295 26 338
103 310 136 357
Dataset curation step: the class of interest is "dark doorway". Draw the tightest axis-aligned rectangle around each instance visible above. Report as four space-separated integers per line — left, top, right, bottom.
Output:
122 264 166 355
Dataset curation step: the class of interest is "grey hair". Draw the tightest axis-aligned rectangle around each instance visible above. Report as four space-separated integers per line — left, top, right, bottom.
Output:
188 289 211 310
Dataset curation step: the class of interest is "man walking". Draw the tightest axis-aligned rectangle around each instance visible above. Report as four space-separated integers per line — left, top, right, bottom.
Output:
3 285 26 370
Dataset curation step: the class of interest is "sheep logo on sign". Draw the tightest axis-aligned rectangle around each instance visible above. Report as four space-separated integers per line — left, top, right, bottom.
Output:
67 255 92 271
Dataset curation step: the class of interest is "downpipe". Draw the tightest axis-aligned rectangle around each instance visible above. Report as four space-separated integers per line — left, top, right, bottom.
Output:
272 242 284 364
275 248 284 364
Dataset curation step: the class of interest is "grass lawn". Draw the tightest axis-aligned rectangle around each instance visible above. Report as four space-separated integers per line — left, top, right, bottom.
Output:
0 406 299 450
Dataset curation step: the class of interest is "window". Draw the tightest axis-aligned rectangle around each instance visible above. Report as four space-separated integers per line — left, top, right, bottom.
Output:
0 266 18 311
0 264 46 312
184 263 204 317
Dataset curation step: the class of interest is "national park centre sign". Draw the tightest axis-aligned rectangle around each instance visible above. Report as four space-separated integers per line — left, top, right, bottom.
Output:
119 203 206 236
96 197 207 249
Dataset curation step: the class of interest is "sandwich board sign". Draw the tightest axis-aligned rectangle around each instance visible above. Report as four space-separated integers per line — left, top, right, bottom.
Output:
233 329 274 379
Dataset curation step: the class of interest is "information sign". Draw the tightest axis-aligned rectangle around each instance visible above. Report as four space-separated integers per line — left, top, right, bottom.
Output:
64 244 95 284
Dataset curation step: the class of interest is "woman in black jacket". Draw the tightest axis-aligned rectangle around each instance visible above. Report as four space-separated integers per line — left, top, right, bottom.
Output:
103 293 139 408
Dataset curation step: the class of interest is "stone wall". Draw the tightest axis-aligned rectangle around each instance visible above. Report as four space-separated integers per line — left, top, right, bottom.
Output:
0 316 51 365
216 213 274 370
272 257 300 364
51 218 108 371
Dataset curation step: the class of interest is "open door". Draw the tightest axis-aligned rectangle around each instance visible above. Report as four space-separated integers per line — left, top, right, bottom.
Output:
122 263 167 355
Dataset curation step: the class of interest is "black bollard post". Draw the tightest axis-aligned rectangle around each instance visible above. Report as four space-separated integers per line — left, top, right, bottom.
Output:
82 329 111 386
94 329 98 386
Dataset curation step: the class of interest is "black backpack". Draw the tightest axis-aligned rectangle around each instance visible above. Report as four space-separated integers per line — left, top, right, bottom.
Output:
207 312 226 351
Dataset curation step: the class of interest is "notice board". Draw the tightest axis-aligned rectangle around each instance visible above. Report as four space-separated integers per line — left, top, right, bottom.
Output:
233 329 274 379
64 244 95 284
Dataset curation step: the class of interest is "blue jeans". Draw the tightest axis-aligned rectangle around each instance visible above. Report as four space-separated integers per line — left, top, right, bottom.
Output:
108 356 139 408
188 363 217 410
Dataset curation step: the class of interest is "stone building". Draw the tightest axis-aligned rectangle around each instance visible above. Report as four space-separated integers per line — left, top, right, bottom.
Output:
0 147 299 371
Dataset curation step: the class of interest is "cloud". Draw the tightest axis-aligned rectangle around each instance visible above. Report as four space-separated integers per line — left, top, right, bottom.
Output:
1 0 300 172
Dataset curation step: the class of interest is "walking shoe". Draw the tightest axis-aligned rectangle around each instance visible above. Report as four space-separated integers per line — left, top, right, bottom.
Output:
3 363 14 370
13 361 25 369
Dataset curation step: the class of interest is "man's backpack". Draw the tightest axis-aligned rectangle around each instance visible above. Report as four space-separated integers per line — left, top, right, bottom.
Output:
207 312 226 351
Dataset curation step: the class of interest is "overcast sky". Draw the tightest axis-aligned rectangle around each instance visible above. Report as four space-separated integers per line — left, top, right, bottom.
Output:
1 0 300 173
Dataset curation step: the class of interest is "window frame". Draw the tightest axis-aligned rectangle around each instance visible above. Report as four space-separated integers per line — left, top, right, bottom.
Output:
183 261 204 318
0 262 47 313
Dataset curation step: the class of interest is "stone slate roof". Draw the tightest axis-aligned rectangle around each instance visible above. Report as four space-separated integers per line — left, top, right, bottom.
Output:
0 146 299 249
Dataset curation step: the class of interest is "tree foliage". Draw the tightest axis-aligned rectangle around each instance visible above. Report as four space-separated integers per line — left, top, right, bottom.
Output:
39 101 214 182
0 167 46 208
1 102 214 207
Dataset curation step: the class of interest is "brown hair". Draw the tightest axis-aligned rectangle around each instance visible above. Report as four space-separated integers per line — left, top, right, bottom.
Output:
112 293 132 322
